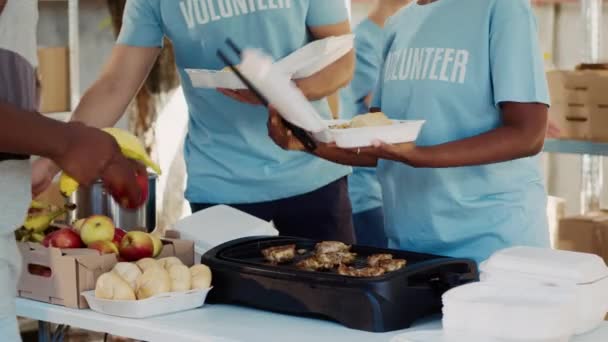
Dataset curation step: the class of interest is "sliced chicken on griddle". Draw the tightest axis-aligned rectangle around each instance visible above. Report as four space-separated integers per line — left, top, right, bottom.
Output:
316 252 357 266
377 258 407 272
314 241 350 255
337 264 386 278
296 257 333 271
367 253 393 267
261 244 296 263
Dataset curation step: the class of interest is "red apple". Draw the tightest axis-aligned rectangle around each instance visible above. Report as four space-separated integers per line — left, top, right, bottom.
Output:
109 167 149 210
88 240 119 255
113 228 127 245
119 231 154 261
80 215 115 246
43 228 84 249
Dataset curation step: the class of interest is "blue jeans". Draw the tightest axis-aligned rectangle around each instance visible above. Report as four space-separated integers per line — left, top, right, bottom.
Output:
353 207 387 248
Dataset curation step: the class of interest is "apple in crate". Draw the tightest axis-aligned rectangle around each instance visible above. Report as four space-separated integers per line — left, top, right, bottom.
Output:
113 228 127 245
88 240 119 255
72 218 86 234
80 215 115 246
42 228 84 249
119 231 154 261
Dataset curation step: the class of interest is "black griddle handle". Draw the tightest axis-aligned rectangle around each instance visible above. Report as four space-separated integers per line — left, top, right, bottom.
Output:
217 39 317 152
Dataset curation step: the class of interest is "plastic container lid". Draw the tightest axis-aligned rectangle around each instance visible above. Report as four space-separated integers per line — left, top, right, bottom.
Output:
174 205 278 256
480 246 608 285
442 282 577 342
239 49 328 133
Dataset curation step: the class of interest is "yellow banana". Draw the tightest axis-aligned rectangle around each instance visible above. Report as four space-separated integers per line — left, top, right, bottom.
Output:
30 200 50 210
59 128 161 198
30 232 46 243
23 208 66 233
59 173 79 198
102 128 161 174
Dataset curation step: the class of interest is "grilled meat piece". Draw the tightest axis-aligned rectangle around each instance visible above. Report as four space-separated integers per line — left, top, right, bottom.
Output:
297 249 308 255
378 258 407 272
261 244 296 263
337 264 386 278
367 254 393 267
296 257 334 271
316 252 357 266
315 241 350 254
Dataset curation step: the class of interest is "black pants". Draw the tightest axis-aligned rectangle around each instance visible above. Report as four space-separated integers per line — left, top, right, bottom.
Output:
191 177 355 243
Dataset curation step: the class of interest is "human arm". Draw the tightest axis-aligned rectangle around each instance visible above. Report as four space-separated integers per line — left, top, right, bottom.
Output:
220 0 355 104
267 103 546 168
32 0 163 194
1 102 141 202
294 21 355 101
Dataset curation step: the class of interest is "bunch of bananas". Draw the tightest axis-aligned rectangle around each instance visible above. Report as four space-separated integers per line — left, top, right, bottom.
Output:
16 200 74 243
59 128 162 197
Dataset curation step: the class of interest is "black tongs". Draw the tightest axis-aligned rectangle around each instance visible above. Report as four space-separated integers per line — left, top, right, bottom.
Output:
217 39 317 151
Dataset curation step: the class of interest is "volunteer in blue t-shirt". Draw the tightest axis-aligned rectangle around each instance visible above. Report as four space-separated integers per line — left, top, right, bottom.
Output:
32 0 357 242
269 0 551 263
340 0 411 248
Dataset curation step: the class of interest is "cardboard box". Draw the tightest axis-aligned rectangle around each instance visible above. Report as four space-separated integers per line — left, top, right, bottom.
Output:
547 70 608 141
556 212 608 264
37 47 70 113
17 238 195 309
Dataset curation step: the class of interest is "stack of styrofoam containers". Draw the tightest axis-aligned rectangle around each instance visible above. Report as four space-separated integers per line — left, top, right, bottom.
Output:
441 247 608 341
174 205 278 263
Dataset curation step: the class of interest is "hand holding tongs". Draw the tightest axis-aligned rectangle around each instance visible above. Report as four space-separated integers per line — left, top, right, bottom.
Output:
217 39 317 152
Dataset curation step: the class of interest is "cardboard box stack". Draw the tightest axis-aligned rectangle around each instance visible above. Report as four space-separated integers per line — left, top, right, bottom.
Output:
37 47 70 113
556 212 608 264
547 70 608 141
17 238 195 309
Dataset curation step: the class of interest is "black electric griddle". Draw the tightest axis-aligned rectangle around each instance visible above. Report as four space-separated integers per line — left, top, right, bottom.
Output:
202 236 478 332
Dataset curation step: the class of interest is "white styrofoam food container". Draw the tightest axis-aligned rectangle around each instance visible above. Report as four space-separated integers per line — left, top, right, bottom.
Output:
442 282 577 342
325 119 425 148
82 288 211 319
174 205 278 260
186 69 245 89
186 34 354 90
480 246 608 335
238 51 425 147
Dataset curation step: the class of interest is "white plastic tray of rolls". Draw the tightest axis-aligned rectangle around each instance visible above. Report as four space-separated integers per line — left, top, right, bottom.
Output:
442 282 577 342
480 247 608 335
82 288 211 319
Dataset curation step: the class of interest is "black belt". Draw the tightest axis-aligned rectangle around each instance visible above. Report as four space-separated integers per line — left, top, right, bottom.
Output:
0 152 29 162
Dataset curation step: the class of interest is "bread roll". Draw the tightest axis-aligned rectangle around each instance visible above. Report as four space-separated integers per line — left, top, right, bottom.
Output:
190 264 212 290
350 112 392 128
95 272 136 301
112 262 142 290
136 258 160 273
157 256 183 270
168 264 192 292
135 267 172 300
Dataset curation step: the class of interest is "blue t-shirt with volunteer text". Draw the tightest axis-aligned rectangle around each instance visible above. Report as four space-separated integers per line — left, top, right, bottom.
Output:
340 19 384 214
118 0 351 204
372 0 550 263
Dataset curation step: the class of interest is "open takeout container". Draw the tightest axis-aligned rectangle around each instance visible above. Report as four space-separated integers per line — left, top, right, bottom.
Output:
82 288 212 319
236 50 425 148
186 34 354 90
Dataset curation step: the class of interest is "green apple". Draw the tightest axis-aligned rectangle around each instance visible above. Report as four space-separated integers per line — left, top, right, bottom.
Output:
80 215 115 246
